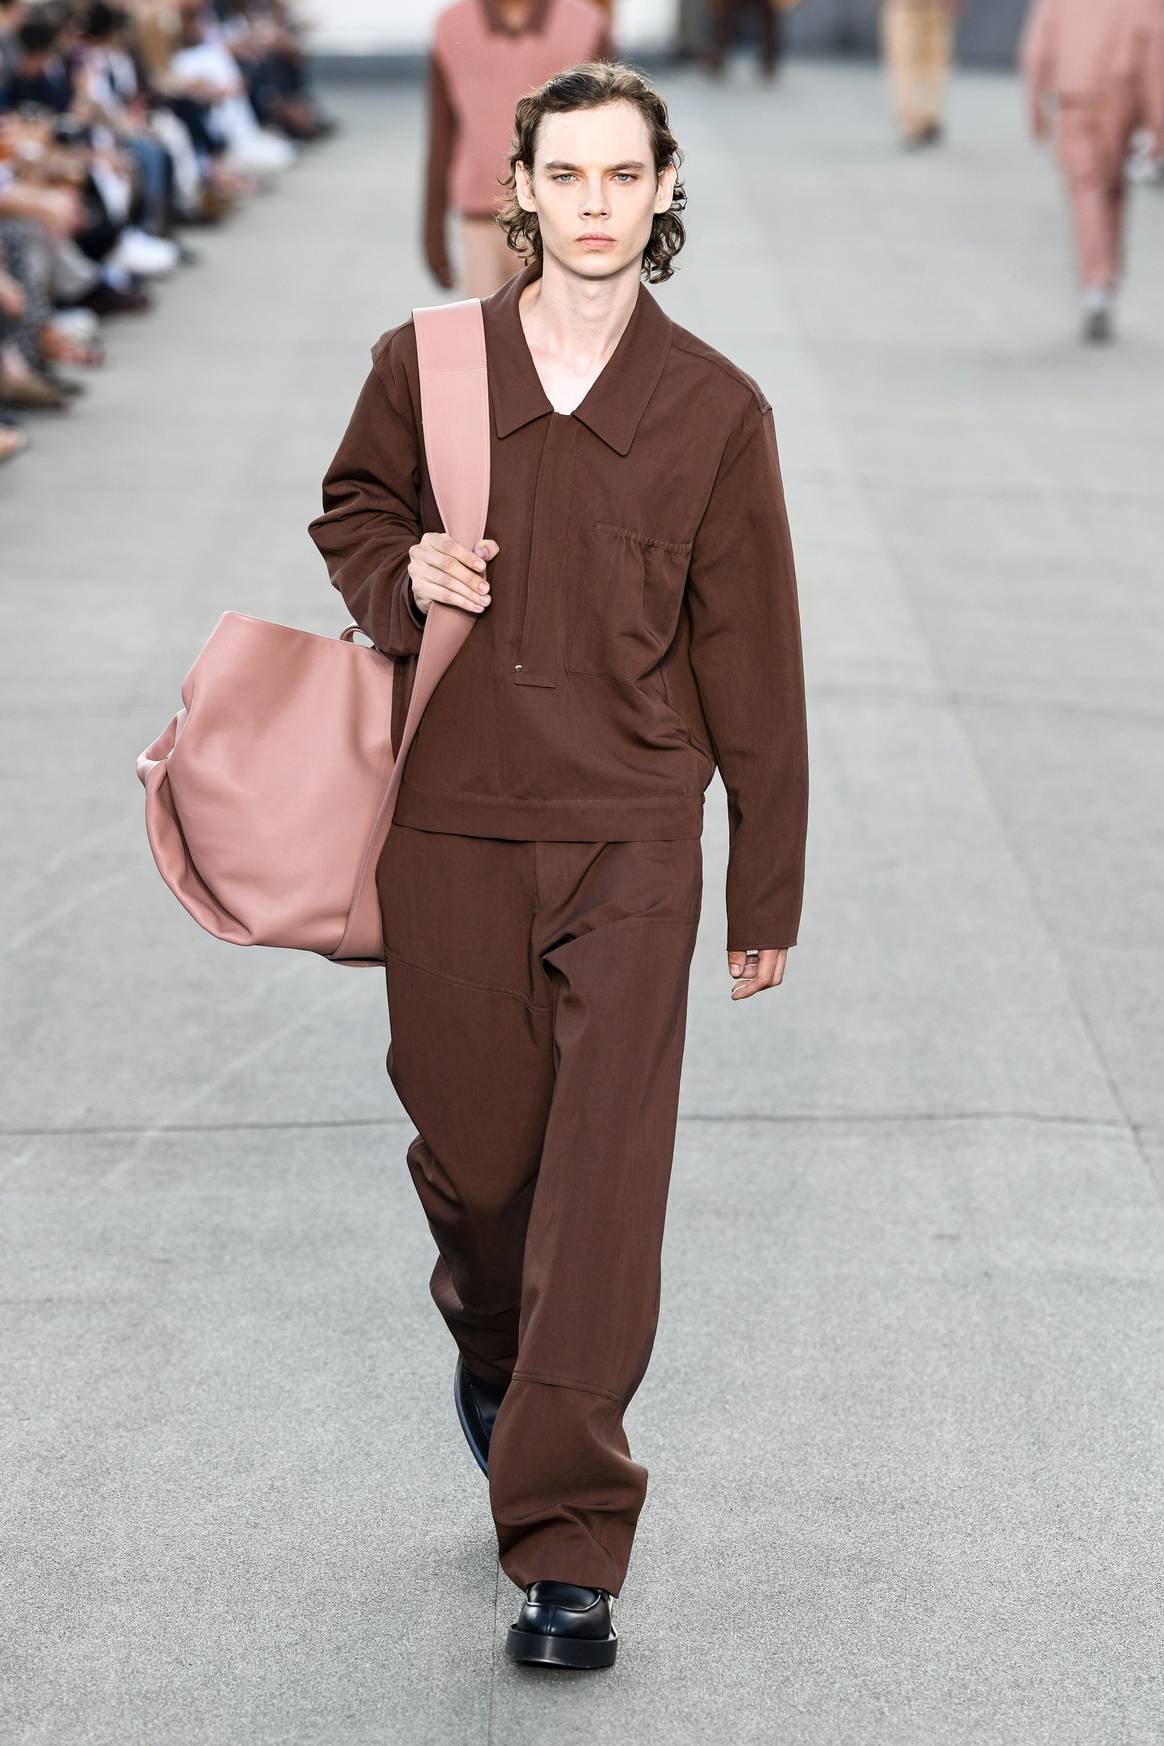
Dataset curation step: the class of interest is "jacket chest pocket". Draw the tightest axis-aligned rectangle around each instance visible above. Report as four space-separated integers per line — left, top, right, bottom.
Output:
566 521 694 680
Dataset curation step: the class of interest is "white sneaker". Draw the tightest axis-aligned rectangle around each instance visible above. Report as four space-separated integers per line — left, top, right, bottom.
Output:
106 226 181 279
222 129 298 178
1080 285 1114 344
48 307 100 341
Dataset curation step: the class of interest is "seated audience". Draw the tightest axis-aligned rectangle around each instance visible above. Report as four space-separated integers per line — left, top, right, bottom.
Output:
0 0 337 461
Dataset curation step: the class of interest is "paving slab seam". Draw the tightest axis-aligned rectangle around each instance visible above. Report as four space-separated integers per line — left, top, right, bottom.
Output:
807 681 1164 725
0 1110 1135 1141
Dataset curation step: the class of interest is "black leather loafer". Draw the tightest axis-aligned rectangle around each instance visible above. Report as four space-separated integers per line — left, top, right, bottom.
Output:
453 1354 508 1475
506 1580 618 1669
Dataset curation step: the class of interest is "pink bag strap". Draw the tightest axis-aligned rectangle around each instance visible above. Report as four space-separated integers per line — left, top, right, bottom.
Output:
357 298 489 811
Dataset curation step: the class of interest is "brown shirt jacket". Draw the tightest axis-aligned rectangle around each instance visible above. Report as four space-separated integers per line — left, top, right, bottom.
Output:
307 260 809 952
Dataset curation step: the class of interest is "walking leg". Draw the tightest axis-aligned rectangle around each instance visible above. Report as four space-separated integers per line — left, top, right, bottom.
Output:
376 824 554 1386
487 838 702 1596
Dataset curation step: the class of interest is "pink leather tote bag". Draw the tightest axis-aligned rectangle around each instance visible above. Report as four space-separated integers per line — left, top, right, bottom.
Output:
136 297 489 965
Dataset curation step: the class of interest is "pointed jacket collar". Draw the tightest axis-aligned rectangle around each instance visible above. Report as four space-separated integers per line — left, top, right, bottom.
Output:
481 259 674 457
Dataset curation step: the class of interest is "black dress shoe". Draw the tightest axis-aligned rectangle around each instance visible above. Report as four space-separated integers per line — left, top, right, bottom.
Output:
506 1580 618 1669
453 1354 508 1475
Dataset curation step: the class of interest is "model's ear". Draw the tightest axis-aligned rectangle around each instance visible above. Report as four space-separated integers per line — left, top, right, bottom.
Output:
515 159 536 214
654 161 677 214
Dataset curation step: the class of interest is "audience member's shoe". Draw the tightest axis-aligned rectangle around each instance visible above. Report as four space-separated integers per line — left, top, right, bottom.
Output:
106 226 181 279
453 1354 508 1475
223 129 298 178
1081 286 1114 343
75 282 153 316
505 1582 618 1670
46 308 101 344
0 368 72 410
180 184 236 225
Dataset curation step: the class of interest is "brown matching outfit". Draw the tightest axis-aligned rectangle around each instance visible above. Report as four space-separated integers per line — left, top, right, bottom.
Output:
307 260 809 1592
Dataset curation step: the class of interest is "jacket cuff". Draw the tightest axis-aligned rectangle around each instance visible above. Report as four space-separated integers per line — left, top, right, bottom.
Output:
725 872 805 953
382 565 426 658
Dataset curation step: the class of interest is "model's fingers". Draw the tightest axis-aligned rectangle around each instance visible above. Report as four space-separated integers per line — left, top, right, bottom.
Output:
423 529 491 580
425 547 490 593
412 572 490 614
727 949 788 998
422 544 492 598
727 950 758 981
410 549 491 608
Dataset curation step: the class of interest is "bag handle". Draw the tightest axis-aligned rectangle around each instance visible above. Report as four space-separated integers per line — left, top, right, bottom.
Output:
331 297 490 963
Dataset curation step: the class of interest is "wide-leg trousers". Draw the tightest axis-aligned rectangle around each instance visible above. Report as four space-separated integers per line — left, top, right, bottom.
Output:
375 821 702 1596
1056 83 1141 289
880 0 955 140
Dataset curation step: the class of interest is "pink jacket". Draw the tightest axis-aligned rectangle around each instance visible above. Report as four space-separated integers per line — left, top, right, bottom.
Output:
1021 0 1164 124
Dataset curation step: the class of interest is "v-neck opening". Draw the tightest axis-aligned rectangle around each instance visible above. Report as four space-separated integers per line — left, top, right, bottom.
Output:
516 273 643 429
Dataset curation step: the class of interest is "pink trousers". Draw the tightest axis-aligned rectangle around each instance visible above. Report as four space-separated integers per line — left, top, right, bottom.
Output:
1056 81 1142 288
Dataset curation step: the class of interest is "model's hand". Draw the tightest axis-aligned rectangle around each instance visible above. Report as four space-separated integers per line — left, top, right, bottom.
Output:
727 947 787 1000
409 532 498 617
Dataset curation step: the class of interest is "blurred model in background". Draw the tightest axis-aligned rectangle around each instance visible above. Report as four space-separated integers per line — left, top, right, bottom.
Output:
880 0 959 147
706 0 799 80
1021 0 1164 342
424 0 614 296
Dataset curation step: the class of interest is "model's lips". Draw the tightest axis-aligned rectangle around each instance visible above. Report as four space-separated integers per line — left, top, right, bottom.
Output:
578 234 615 245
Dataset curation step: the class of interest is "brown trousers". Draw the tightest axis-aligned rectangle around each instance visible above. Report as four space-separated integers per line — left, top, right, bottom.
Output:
376 822 702 1595
1056 83 1141 288
709 0 784 74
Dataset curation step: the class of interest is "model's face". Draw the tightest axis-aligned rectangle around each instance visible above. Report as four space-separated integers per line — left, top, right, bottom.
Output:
516 101 676 279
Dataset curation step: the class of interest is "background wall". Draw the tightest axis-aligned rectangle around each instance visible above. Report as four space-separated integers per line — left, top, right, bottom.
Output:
304 0 1031 69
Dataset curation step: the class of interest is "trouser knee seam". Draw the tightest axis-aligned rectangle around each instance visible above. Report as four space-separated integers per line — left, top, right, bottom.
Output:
510 1368 625 1404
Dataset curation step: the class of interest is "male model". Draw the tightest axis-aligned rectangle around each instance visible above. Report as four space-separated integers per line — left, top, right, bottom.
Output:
1021 0 1164 341
423 0 613 297
309 59 809 1671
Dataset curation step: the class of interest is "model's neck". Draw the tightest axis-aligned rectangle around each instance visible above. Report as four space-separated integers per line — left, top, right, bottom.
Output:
518 256 641 370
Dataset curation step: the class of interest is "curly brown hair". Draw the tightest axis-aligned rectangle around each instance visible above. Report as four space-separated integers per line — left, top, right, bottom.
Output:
496 60 687 285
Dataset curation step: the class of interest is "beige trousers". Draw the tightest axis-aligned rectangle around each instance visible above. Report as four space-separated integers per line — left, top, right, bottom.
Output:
881 2 955 139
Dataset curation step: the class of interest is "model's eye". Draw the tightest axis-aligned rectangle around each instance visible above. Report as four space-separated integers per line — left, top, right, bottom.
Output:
552 173 575 183
614 173 636 183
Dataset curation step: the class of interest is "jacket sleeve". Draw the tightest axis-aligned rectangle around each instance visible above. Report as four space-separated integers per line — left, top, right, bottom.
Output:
306 330 428 660
424 49 456 288
685 400 809 953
